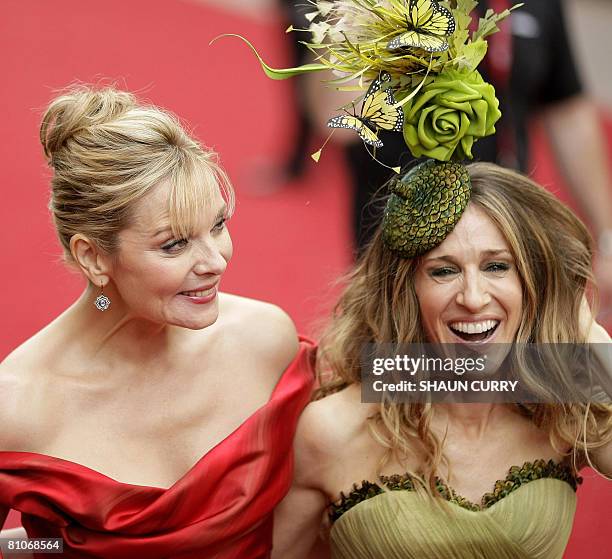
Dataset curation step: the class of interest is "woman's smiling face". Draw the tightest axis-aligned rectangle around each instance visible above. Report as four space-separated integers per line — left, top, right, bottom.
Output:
414 204 523 345
107 179 232 330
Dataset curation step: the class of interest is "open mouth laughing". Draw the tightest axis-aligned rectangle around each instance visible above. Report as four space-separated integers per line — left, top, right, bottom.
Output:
448 319 500 343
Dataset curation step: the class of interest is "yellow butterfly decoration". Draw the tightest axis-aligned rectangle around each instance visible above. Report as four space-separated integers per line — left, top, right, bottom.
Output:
387 0 456 53
327 73 404 148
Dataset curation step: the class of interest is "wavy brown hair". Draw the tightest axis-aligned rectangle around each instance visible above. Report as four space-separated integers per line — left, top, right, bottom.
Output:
316 162 611 489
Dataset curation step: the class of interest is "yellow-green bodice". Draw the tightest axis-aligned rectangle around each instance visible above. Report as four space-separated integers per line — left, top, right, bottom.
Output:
329 460 580 559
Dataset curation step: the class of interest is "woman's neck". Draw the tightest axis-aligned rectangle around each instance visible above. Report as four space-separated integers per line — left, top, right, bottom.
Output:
59 287 180 374
433 403 509 440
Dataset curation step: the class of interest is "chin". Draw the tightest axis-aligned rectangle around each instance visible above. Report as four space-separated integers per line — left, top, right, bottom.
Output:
164 297 221 330
170 311 220 330
188 315 219 330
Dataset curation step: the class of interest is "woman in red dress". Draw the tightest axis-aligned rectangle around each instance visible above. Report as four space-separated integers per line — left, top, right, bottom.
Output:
0 86 314 558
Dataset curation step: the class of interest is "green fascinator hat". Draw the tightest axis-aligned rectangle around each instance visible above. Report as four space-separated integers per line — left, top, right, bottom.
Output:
383 160 471 258
216 0 519 258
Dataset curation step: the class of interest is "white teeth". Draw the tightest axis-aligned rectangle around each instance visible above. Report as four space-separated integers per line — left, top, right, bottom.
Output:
182 288 214 297
449 320 499 334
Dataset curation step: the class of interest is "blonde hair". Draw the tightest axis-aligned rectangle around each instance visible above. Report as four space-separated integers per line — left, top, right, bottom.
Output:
40 85 234 262
317 162 612 489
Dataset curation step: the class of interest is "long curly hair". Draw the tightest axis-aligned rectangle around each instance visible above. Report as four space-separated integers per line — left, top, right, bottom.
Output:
316 162 611 490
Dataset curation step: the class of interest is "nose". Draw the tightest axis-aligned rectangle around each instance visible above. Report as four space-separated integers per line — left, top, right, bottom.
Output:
192 242 228 277
455 269 491 312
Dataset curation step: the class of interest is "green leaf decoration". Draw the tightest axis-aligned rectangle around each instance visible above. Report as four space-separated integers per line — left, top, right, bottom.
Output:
449 0 477 37
454 40 488 71
446 0 476 70
473 4 523 41
454 0 479 16
209 34 327 80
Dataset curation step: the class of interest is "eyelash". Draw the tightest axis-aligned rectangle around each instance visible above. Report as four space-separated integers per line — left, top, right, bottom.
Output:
161 239 188 252
161 219 227 252
430 262 511 277
487 262 510 273
213 218 227 232
430 267 455 277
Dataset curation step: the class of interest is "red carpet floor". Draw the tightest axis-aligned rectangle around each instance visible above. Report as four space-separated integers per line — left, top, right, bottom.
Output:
1 0 610 555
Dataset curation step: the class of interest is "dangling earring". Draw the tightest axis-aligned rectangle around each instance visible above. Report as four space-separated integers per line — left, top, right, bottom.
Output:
95 281 111 311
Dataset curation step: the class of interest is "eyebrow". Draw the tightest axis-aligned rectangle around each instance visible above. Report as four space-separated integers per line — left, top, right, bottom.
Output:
424 249 512 263
215 204 228 221
152 225 172 238
151 204 228 238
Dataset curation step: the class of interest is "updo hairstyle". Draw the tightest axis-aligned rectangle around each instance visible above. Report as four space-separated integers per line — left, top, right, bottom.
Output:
39 85 234 263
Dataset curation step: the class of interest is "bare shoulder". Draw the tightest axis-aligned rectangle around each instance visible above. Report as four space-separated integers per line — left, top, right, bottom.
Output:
217 292 299 370
0 345 42 449
0 339 40 399
0 318 64 378
0 320 70 448
299 385 374 451
293 385 378 491
0 359 19 419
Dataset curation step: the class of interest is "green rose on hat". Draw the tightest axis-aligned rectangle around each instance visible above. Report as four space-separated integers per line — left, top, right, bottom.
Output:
402 68 501 162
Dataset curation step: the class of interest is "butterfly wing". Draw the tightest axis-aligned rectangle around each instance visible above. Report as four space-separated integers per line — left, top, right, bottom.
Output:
327 74 403 148
356 122 385 148
408 0 455 36
360 75 404 133
327 115 383 148
387 30 449 52
388 0 455 52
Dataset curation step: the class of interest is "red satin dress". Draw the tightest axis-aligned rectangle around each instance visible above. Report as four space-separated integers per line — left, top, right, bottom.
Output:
0 339 315 559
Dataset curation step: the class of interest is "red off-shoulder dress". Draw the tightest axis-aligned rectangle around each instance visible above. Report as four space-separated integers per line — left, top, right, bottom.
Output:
0 339 315 558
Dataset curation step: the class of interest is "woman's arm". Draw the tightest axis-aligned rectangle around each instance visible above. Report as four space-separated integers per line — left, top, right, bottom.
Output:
273 404 333 559
273 483 329 559
0 521 33 559
0 507 8 559
592 440 612 478
582 301 612 476
590 320 612 477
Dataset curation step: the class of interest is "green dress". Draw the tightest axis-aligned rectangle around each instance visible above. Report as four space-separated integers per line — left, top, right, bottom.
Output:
329 460 580 559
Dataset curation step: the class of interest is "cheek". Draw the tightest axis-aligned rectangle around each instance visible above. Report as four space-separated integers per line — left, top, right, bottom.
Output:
489 275 523 331
497 274 523 315
123 257 186 295
415 281 454 333
222 234 233 263
416 277 453 311
509 288 523 322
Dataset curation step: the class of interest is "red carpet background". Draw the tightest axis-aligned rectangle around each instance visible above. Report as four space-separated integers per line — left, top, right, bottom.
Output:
1 0 610 555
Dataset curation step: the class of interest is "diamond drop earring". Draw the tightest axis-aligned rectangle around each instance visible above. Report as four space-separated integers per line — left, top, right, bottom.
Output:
95 281 111 312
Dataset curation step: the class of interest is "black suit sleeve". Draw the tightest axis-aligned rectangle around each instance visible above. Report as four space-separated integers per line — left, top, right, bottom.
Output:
539 0 582 105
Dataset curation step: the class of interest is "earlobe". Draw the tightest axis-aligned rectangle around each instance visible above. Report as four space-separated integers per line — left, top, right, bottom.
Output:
70 234 112 286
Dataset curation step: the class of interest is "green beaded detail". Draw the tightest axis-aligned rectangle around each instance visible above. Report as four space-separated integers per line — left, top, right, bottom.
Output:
382 160 471 258
329 459 581 522
479 459 581 508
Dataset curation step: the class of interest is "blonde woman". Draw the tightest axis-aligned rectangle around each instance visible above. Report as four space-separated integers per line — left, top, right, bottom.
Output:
0 86 314 559
273 163 612 559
